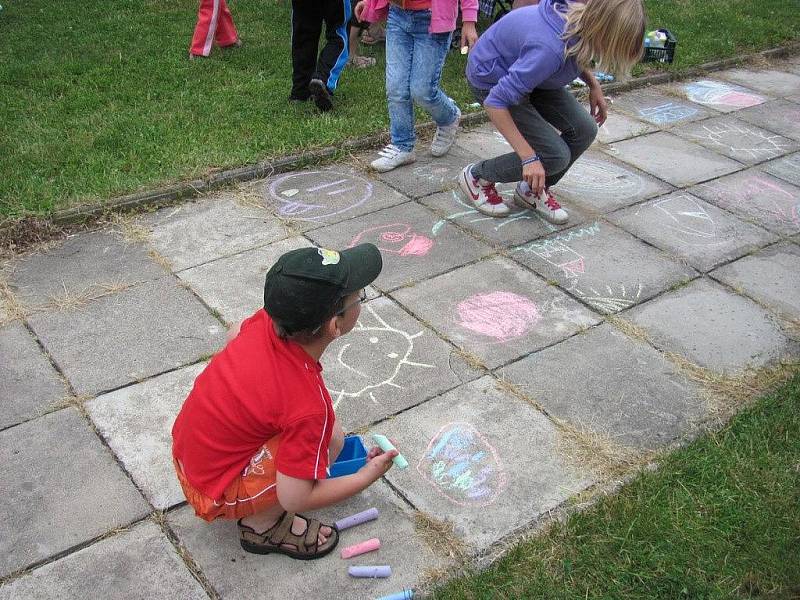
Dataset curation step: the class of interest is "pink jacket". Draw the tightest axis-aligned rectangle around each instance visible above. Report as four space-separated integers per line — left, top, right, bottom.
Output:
361 0 478 34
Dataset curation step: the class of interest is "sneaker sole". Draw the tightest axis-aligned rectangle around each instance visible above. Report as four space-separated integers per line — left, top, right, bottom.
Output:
459 170 510 218
309 80 333 112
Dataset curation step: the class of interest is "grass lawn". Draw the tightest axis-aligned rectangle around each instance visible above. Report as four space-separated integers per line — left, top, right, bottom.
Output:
1 0 798 217
432 374 800 599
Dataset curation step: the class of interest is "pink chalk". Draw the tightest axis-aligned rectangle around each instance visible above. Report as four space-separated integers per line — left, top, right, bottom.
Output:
334 507 379 531
341 537 381 559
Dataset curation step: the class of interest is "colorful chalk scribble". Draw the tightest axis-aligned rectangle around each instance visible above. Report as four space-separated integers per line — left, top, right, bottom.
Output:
417 422 507 507
638 102 698 125
683 80 766 110
456 291 541 342
267 171 373 221
348 223 434 257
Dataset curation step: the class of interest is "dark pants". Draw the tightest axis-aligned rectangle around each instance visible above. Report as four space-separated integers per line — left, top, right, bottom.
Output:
290 0 351 99
471 85 598 187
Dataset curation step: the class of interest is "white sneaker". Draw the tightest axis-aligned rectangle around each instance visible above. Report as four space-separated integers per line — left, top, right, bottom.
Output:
514 182 569 224
430 107 461 157
459 164 510 217
370 144 416 172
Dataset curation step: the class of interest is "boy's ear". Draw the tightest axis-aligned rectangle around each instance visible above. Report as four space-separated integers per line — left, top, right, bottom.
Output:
324 314 343 339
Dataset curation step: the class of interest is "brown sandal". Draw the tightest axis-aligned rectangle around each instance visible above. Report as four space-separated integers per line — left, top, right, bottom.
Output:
238 511 339 560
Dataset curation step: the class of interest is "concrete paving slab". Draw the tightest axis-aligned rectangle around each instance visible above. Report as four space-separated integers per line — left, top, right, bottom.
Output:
690 170 800 237
671 115 798 165
595 111 657 144
0 322 67 430
605 132 743 187
391 257 600 369
179 236 312 325
307 202 493 291
627 278 798 373
671 79 769 113
499 323 704 448
762 152 800 187
420 187 590 248
734 100 800 142
168 483 447 600
377 376 593 550
86 364 205 510
609 192 777 272
322 296 481 431
710 242 800 323
374 145 481 199
455 123 515 159
0 522 206 600
261 165 411 229
0 408 150 578
142 195 292 272
553 150 673 213
27 278 225 396
611 87 717 127
8 230 165 312
716 68 800 98
511 221 697 314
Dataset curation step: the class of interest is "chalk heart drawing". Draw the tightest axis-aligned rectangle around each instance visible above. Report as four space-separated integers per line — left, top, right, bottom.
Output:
684 80 765 109
457 291 541 342
556 158 645 202
324 304 435 409
348 223 434 257
650 195 723 246
701 176 800 230
267 171 373 221
638 101 698 125
417 422 508 507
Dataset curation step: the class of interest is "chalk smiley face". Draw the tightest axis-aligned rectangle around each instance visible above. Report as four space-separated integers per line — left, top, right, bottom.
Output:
267 170 373 222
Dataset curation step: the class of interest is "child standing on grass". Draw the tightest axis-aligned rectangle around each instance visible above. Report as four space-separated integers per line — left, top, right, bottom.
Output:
459 0 645 221
172 244 400 559
354 0 480 172
189 0 242 59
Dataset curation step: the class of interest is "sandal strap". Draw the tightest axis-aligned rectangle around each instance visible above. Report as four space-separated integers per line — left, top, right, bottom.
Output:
302 517 322 549
268 511 297 545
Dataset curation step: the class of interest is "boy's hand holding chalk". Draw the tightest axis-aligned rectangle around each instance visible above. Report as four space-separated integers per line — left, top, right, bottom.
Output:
371 434 409 469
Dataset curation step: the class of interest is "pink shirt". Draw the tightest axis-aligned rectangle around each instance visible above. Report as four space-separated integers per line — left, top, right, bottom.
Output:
362 0 478 33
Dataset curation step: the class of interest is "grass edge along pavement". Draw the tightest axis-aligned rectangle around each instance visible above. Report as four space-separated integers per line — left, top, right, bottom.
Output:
428 368 800 600
1 40 798 251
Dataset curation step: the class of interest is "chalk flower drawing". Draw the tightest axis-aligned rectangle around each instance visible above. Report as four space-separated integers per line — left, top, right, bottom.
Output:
325 304 435 408
684 80 765 109
417 422 508 507
348 223 434 257
456 291 541 341
638 102 698 125
267 171 373 221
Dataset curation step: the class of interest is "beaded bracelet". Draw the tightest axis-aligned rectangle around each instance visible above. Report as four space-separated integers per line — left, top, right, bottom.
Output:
521 154 540 166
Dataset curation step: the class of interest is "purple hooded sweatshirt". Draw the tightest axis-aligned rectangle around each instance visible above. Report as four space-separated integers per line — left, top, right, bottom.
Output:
466 0 580 109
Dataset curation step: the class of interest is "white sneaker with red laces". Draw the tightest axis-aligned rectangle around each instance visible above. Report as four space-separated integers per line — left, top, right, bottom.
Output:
513 181 569 224
459 165 510 217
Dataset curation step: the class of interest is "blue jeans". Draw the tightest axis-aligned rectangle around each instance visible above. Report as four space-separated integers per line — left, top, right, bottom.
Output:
385 5 457 152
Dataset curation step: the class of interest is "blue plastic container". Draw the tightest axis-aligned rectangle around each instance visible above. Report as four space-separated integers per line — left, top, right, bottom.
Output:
329 435 367 477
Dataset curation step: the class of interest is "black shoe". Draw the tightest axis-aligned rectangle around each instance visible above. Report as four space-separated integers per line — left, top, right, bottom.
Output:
309 79 333 112
289 94 310 102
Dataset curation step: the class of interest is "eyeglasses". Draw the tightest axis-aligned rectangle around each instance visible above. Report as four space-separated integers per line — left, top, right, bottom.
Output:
336 288 368 316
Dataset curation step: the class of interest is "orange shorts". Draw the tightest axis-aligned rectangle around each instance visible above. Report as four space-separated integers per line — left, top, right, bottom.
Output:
174 436 281 522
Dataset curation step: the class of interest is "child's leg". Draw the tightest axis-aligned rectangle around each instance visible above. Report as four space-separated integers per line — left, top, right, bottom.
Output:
385 7 416 151
529 87 598 186
189 0 224 57
290 0 324 100
408 14 458 128
316 0 350 93
213 0 239 47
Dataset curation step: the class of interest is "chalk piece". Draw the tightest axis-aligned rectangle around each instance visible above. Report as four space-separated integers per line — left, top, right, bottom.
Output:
371 434 409 469
334 507 379 531
460 46 469 55
341 537 381 559
376 591 414 600
348 565 392 578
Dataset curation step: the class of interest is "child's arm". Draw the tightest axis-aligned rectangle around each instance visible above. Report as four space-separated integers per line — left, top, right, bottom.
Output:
276 447 398 513
578 69 608 125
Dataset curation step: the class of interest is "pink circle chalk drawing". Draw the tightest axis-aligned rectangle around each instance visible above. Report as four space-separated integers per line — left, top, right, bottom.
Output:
684 81 765 109
417 422 507 507
348 223 434 257
267 171 373 222
456 291 541 342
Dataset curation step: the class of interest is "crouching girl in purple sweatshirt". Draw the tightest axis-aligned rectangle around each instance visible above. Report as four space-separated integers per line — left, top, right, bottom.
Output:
460 0 646 222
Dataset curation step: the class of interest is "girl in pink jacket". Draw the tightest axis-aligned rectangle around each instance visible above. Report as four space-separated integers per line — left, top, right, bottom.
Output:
355 0 479 172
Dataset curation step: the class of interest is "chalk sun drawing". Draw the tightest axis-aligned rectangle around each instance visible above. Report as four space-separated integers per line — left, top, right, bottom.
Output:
687 122 793 161
638 102 698 125
417 422 508 507
684 80 766 109
348 223 434 257
325 304 435 408
456 291 541 342
568 281 643 313
267 171 373 221
556 158 645 202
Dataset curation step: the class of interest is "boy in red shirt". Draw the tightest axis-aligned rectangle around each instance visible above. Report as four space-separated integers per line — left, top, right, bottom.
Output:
172 243 398 559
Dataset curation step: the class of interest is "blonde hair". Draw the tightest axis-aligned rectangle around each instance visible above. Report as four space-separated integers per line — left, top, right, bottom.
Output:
562 0 646 77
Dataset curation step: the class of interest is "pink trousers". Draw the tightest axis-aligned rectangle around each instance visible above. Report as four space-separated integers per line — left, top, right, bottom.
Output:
190 0 239 57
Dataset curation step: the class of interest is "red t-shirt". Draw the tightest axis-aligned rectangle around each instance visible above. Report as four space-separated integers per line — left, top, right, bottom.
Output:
172 309 335 501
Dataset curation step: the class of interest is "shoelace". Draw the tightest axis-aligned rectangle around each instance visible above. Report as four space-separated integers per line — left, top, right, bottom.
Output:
481 182 504 205
378 145 403 158
544 192 562 211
